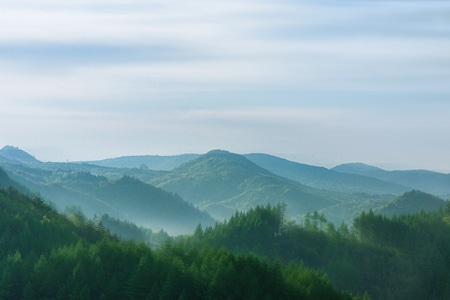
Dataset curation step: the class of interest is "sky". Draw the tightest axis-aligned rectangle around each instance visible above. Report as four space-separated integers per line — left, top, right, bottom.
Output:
1 0 450 172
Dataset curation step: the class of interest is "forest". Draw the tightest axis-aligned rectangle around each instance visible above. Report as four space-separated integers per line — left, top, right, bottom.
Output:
0 188 357 299
2 186 450 299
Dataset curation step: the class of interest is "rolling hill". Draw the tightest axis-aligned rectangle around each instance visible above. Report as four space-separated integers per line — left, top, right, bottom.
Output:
245 153 410 195
150 150 340 220
375 190 446 217
0 163 214 235
333 163 450 197
0 145 41 165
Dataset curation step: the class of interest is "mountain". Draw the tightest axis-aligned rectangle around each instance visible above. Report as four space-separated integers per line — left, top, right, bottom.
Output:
245 153 409 195
0 163 214 235
150 150 339 220
86 154 200 170
0 145 41 165
376 190 447 217
333 163 450 197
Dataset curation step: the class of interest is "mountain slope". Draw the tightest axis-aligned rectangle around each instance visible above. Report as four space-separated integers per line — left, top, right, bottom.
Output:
376 190 446 217
0 145 41 165
151 150 339 220
333 163 450 196
245 153 409 195
1 164 213 235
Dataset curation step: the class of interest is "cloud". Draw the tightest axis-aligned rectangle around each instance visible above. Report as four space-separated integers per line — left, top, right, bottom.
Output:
1 0 450 170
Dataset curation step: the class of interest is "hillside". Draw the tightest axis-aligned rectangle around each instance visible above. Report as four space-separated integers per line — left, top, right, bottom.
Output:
150 150 338 220
0 167 18 189
179 203 450 300
0 164 214 235
376 190 446 217
333 163 450 197
245 153 409 195
0 188 355 300
0 145 41 165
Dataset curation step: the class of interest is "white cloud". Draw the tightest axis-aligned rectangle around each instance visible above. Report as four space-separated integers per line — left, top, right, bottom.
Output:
1 0 450 170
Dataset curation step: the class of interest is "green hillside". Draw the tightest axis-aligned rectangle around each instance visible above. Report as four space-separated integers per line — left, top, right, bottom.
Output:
376 190 446 217
0 188 355 299
333 163 450 196
0 164 214 235
151 150 338 220
245 153 409 195
179 203 450 300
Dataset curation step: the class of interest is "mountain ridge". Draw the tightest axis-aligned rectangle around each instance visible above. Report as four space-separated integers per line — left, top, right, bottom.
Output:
149 150 339 220
245 153 410 195
0 145 41 165
333 162 450 196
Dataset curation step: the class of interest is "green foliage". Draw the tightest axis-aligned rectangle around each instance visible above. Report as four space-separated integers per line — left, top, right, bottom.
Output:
179 202 450 300
94 214 171 248
1 163 214 235
0 188 355 300
376 190 446 217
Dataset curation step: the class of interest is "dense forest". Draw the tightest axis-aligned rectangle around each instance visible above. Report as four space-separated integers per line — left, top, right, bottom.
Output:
0 188 356 299
178 203 450 299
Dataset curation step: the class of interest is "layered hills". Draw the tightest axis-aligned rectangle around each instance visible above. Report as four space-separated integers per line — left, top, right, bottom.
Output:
245 153 409 194
333 163 450 197
0 163 213 235
149 150 338 220
1 145 448 230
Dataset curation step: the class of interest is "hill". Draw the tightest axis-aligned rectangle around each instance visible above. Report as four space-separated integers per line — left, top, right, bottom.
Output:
0 164 214 235
333 163 450 197
376 190 447 217
0 145 41 165
0 188 355 300
179 203 450 300
150 150 339 220
245 153 409 195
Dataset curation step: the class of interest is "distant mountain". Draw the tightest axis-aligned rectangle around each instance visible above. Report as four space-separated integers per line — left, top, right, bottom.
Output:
375 190 446 217
86 154 200 170
1 164 213 235
245 153 409 195
333 163 450 197
151 150 338 220
0 145 41 165
332 162 385 175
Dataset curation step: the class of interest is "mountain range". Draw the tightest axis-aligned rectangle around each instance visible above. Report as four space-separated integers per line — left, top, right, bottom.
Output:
333 162 450 197
1 145 448 232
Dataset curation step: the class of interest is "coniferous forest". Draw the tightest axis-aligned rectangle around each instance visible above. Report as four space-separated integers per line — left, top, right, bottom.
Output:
2 186 450 299
0 188 355 299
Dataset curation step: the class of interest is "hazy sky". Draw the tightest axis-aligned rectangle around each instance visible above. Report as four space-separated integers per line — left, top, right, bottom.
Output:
1 0 450 171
